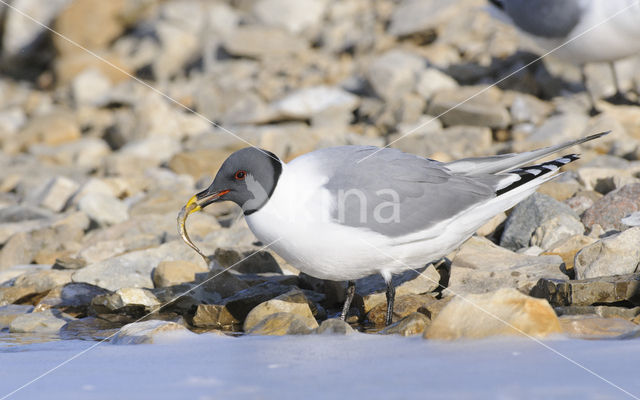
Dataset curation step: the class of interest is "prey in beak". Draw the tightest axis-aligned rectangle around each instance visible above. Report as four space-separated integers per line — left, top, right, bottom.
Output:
177 188 229 265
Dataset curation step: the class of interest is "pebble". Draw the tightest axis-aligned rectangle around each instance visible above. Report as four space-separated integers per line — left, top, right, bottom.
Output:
72 240 211 291
246 312 316 336
500 193 581 251
379 312 430 336
531 274 640 307
582 183 640 231
0 304 34 329
446 236 566 296
425 288 561 340
110 320 193 345
243 289 318 332
574 227 640 279
37 176 80 212
560 316 638 339
152 260 208 288
9 309 75 333
315 318 354 335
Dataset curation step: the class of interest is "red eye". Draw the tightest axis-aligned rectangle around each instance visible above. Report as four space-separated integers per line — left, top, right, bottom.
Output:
234 170 246 180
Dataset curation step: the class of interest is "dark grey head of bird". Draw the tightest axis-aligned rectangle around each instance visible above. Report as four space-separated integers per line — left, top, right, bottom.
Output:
192 147 282 215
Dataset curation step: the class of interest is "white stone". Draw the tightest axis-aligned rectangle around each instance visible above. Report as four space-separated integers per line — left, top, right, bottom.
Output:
38 176 80 212
72 68 112 106
272 86 359 119
253 0 328 34
110 320 193 344
415 68 458 99
78 193 129 227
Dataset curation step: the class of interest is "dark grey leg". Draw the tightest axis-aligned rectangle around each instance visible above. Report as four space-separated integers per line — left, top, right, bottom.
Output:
340 280 356 321
609 61 623 95
581 65 599 116
385 282 396 326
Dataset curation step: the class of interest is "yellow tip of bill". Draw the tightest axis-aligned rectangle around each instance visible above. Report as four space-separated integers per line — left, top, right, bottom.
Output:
186 195 202 214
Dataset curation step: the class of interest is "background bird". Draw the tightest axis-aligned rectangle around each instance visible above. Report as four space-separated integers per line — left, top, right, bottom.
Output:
186 132 608 326
489 0 640 112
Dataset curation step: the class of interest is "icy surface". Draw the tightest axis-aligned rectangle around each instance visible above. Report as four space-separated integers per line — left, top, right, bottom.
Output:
1 333 640 399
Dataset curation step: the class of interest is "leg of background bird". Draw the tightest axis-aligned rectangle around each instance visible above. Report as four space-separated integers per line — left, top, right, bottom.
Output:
581 65 599 116
340 280 356 321
609 61 623 96
385 282 396 326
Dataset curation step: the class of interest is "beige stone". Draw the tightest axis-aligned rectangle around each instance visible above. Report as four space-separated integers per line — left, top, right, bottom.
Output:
244 289 318 332
247 312 316 336
425 288 561 340
153 260 208 288
560 316 638 339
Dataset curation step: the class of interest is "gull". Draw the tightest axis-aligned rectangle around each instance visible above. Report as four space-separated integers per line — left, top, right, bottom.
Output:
185 132 607 326
489 0 640 112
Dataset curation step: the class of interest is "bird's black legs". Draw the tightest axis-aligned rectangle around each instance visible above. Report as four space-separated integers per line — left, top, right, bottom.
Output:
340 280 356 321
385 282 396 326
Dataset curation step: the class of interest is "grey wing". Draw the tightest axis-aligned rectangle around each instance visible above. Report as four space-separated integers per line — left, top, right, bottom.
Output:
444 132 609 176
321 147 500 237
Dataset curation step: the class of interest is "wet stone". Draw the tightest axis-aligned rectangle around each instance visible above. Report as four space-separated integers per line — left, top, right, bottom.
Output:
314 318 354 335
110 320 193 345
246 312 316 336
367 294 438 326
379 312 430 336
9 309 75 333
0 304 34 329
243 289 318 332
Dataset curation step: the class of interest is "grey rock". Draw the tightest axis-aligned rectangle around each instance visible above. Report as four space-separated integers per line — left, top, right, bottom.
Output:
78 193 129 227
389 0 470 37
446 236 566 296
518 113 589 149
77 234 162 265
500 193 580 251
366 50 425 101
9 309 75 333
582 183 640 231
427 87 510 129
531 214 585 251
531 274 640 307
314 318 354 335
60 316 127 341
91 288 160 314
415 68 458 100
73 240 211 291
0 304 33 329
36 283 110 311
574 228 640 279
1 0 70 58
13 269 74 293
223 26 307 58
214 248 282 275
271 86 359 120
110 320 193 344
554 305 640 321
622 211 640 227
252 0 328 34
37 176 80 212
